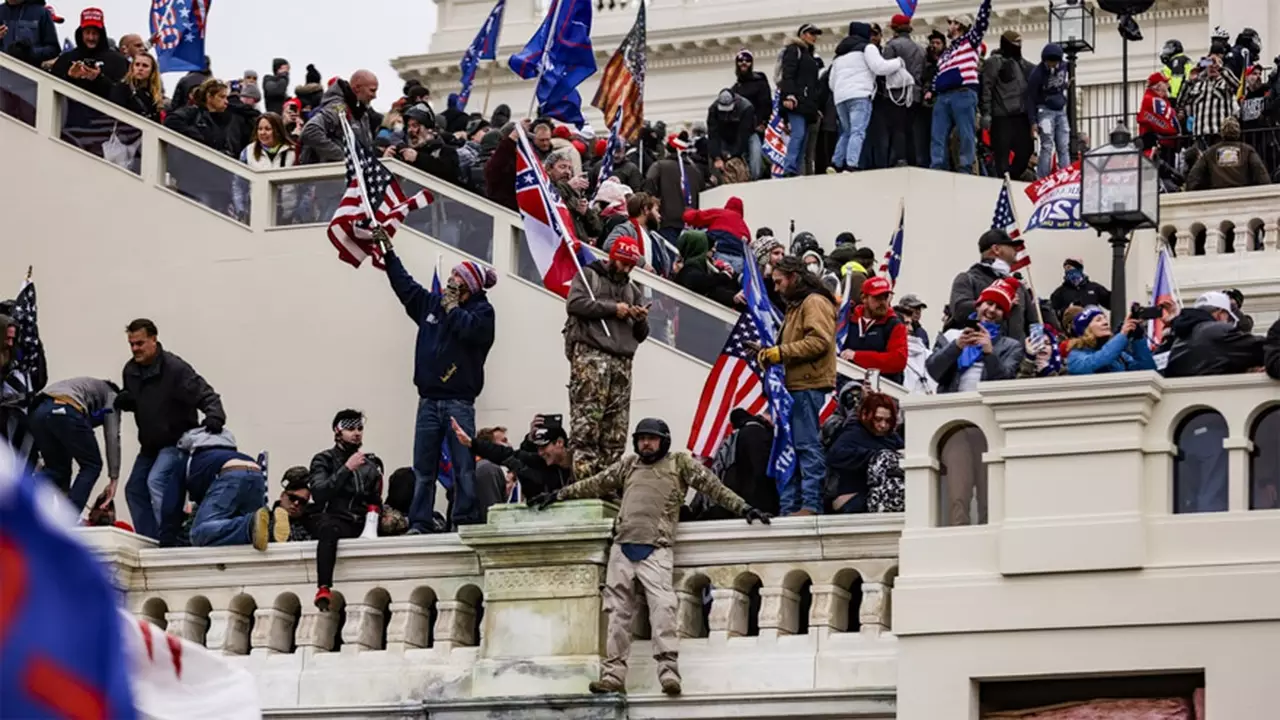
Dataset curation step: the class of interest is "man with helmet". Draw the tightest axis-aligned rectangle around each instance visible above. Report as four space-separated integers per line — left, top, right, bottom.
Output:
1159 39 1192 100
564 235 651 481
529 418 771 696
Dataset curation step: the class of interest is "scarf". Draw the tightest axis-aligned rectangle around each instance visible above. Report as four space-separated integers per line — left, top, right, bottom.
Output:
957 319 1002 372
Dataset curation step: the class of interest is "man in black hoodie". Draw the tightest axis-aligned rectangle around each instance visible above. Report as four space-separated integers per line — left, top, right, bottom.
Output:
263 58 290 114
49 8 126 99
0 0 61 66
730 49 772 179
1164 292 1265 378
300 70 379 164
778 23 823 176
453 419 572 499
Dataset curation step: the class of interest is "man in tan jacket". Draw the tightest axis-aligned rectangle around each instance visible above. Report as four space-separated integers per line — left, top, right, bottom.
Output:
757 255 837 515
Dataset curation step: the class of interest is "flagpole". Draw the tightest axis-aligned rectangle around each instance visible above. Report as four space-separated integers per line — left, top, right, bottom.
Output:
482 61 497 117
1002 174 1043 325
342 114 379 229
884 197 904 288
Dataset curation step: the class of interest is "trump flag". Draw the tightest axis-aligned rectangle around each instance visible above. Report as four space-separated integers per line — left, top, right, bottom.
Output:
149 0 211 74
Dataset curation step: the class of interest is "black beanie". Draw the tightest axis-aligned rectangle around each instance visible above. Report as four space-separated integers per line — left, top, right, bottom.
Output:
305 64 321 85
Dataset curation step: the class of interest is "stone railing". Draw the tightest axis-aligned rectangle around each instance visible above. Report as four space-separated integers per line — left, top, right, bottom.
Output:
1159 185 1280 257
83 502 902 718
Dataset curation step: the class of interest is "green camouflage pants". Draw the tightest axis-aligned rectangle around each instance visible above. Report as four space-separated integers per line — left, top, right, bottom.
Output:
568 342 633 480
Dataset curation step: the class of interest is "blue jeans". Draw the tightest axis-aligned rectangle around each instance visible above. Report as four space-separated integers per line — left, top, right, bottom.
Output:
780 390 827 514
783 112 808 175
1036 107 1070 178
27 397 103 513
833 97 873 169
124 447 187 544
747 133 764 179
409 397 478 531
930 88 978 173
190 469 266 547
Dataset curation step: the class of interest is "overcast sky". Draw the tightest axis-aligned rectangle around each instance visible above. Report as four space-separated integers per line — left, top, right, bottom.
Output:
57 1 438 110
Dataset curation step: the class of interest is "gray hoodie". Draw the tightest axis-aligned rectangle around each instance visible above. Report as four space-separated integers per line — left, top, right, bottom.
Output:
40 377 122 480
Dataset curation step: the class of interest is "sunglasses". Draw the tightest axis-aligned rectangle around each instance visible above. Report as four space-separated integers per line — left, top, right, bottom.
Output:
285 492 309 503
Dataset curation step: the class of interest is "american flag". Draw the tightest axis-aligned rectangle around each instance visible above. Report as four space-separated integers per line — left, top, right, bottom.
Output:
327 115 432 269
1 279 45 469
879 205 905 288
590 0 646 142
687 313 770 459
596 108 623 185
992 179 1031 272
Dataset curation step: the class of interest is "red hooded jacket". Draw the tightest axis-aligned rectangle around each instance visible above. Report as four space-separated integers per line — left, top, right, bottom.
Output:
682 196 749 239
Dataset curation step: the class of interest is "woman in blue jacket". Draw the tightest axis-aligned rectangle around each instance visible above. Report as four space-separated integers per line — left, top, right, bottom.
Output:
1065 306 1157 375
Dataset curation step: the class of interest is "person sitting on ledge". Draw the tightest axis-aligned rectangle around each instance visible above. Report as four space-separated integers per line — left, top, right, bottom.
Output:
528 418 771 697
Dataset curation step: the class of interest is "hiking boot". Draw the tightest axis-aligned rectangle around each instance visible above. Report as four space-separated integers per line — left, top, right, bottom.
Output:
271 506 291 543
314 586 332 612
660 677 682 696
251 507 270 551
588 678 625 695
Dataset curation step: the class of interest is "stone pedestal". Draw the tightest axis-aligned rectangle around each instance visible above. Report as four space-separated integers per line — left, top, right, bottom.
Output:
459 500 617 697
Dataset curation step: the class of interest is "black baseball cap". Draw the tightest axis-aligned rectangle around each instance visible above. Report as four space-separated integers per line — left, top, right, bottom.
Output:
531 426 567 447
978 228 1022 252
798 23 823 36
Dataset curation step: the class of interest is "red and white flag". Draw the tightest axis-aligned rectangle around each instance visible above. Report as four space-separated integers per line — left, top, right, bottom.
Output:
514 125 595 297
1149 243 1181 347
124 611 261 719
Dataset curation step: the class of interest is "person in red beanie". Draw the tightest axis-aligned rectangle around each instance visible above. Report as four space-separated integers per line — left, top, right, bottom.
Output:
838 276 909 385
50 7 127 98
883 13 928 167
1137 71 1179 168
927 277 1023 392
563 232 651 480
682 196 750 274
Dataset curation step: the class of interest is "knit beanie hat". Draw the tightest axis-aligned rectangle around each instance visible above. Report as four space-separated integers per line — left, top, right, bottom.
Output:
1147 71 1167 87
1222 116 1241 140
1072 306 1107 337
750 234 782 263
453 261 497 294
978 277 1020 315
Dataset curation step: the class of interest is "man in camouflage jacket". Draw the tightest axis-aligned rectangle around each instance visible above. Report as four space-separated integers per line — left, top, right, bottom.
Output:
529 418 771 696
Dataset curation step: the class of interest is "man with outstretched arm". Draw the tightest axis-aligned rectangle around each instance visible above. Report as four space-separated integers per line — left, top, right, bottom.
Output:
528 418 772 697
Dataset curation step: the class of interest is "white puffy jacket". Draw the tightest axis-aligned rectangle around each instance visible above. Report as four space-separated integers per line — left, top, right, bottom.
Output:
829 44 903 105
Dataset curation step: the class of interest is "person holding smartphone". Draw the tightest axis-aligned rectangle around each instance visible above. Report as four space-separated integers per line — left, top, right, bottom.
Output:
1064 306 1158 376
927 278 1023 393
50 8 127 99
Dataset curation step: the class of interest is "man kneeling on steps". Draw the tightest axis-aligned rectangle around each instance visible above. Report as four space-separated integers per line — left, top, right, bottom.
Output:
180 426 286 550
528 417 772 696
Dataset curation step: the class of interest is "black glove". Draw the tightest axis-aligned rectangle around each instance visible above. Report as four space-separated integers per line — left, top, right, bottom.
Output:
527 491 559 511
113 391 136 412
744 506 772 525
203 416 224 435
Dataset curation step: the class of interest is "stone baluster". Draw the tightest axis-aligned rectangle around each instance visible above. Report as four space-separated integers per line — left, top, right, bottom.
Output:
676 588 708 638
707 587 749 639
205 608 252 655
807 584 853 639
165 610 210 646
1174 230 1193 257
859 581 890 636
340 603 386 652
250 607 298 655
432 600 477 651
756 586 799 639
1204 226 1223 255
386 600 432 652
1262 222 1279 252
295 608 340 653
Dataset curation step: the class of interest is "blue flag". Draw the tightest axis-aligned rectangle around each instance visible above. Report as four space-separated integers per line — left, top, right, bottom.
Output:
741 256 796 484
431 269 457 491
0 450 136 720
458 0 506 110
149 0 211 74
508 0 596 126
896 0 918 17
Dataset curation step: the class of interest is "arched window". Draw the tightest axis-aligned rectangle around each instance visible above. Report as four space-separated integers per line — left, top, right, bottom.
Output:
1173 411 1229 514
1250 407 1280 510
937 425 988 526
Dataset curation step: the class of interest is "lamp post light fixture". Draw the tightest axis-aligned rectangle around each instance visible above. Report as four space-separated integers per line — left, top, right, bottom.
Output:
1080 123 1159 326
1049 0 1095 160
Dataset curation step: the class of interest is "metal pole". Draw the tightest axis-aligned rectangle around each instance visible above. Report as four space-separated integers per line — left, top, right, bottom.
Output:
1121 36 1130 126
1109 229 1128 331
1066 47 1079 160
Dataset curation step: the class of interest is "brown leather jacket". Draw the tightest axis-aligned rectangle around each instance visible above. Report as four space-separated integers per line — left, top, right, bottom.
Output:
778 290 837 391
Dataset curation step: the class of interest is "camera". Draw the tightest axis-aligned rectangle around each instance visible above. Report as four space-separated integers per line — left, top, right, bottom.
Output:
1130 303 1163 321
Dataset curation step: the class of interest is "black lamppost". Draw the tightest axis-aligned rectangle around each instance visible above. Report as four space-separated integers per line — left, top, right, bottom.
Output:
1048 0 1095 160
1080 124 1159 327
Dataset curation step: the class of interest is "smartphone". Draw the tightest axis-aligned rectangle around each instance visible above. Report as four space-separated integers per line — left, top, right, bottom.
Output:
865 369 882 393
1029 323 1046 344
1130 304 1164 321
962 318 982 331
539 413 564 429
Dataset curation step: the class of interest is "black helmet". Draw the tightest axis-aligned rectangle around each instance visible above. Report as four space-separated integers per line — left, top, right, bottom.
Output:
1160 39 1182 62
632 418 672 463
790 231 820 257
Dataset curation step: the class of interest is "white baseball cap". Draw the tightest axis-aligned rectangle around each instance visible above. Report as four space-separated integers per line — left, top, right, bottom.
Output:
1193 291 1237 322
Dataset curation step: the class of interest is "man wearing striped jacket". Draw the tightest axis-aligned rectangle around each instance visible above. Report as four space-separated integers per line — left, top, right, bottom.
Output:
929 0 992 173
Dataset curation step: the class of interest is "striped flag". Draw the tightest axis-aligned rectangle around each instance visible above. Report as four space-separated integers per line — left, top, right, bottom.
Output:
879 205 905 288
514 124 596 297
1149 243 1181 348
596 108 623 185
992 179 1031 272
590 0 646 142
687 313 770 460
327 115 432 269
763 91 789 177
1 279 45 470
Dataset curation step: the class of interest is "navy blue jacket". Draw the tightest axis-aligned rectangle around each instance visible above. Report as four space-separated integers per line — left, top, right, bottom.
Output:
385 251 495 401
1026 62 1069 121
0 0 61 65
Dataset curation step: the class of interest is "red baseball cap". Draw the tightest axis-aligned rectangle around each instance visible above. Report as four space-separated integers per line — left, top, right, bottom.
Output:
80 7 104 30
610 235 642 265
46 5 65 23
861 276 893 297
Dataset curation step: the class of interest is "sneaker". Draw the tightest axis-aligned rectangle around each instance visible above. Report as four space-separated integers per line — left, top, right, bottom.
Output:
661 677 682 696
314 586 332 612
271 506 291 543
251 507 270 551
588 678 625 695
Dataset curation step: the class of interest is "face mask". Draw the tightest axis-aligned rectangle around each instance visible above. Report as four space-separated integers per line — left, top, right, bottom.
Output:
806 262 821 276
990 258 1012 276
1065 268 1084 286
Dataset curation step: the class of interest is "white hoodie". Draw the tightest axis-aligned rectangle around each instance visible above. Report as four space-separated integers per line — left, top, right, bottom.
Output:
830 43 903 105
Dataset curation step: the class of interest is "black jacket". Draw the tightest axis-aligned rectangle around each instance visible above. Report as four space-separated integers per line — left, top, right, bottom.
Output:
778 38 822 120
674 260 741 310
164 105 233 155
263 72 290 115
50 26 128 99
826 421 904 504
732 69 773 132
948 261 1036 342
109 81 162 124
308 444 384 520
171 69 212 110
471 436 571 498
0 0 60 66
406 140 463 187
1163 308 1265 378
1264 318 1280 381
697 417 777 519
1049 277 1112 317
119 347 225 455
706 96 756 160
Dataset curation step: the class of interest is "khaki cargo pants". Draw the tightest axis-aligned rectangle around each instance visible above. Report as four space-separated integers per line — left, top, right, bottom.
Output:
600 544 679 686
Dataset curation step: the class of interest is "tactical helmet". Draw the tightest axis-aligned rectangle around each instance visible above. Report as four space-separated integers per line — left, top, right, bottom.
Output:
632 418 672 463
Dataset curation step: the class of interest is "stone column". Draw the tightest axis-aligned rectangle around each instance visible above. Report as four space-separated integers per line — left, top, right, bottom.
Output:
459 500 618 697
205 608 252 655
432 600 477 652
165 611 210 646
295 608 340 653
250 607 298 654
707 587 749 640
756 586 799 639
859 582 889 636
386 600 432 652
808 584 852 639
340 603 386 652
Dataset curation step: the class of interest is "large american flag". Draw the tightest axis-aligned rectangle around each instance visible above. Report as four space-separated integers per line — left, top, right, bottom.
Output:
596 108 624 185
687 313 770 459
327 116 432 269
590 0 646 142
992 179 1031 272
